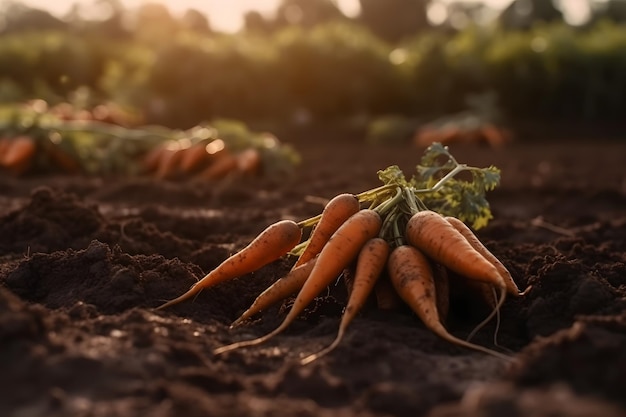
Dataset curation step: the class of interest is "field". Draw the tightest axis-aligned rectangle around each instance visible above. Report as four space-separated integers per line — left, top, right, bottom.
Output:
1 129 625 417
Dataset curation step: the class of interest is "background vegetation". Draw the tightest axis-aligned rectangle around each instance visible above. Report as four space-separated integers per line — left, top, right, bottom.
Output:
1 0 626 129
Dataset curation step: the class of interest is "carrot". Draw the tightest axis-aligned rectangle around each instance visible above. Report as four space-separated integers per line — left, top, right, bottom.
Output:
1 136 37 176
387 245 510 360
414 127 439 148
480 123 507 148
444 216 522 296
293 193 360 269
156 219 302 310
213 209 382 355
154 149 180 179
230 256 318 328
196 149 238 180
300 237 389 364
406 211 508 339
0 138 10 156
140 143 168 174
374 277 401 310
432 262 450 323
236 148 262 176
44 143 82 174
179 141 211 175
405 211 506 291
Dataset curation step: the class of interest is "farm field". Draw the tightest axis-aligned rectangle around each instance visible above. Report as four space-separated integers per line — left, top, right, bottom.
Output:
1 130 625 417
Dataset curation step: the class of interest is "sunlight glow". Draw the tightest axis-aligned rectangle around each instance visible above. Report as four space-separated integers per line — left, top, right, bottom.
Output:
557 0 592 26
18 0 362 32
15 0 597 32
205 139 225 155
427 3 449 26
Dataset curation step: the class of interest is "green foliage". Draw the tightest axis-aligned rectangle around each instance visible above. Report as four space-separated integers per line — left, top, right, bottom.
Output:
0 32 107 100
365 115 418 146
275 22 407 118
376 143 500 229
2 21 626 127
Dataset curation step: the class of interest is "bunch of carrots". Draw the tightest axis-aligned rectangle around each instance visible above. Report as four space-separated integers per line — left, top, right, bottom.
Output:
0 135 82 176
140 137 263 181
0 103 299 178
157 143 529 363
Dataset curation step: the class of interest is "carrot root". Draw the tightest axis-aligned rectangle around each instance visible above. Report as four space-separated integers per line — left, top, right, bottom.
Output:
293 193 360 269
230 256 318 328
301 237 389 364
445 216 522 296
214 209 381 356
406 211 506 291
466 284 506 343
300 327 346 365
156 220 302 310
214 320 289 356
389 245 511 361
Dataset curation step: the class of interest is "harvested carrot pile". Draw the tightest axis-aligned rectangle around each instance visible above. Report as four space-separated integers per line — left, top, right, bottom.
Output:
0 102 299 178
158 142 527 363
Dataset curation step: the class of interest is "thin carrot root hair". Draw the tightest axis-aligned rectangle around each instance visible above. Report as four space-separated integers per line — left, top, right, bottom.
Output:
300 237 389 365
465 284 506 344
388 245 512 362
429 319 512 361
300 327 346 365
213 321 289 356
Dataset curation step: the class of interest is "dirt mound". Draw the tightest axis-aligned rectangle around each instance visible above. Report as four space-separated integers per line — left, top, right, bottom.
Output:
1 138 625 417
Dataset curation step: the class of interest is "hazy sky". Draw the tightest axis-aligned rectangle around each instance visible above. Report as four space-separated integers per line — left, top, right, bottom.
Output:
16 0 518 32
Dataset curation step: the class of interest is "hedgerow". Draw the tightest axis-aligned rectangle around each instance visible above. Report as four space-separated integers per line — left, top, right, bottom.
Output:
2 21 626 127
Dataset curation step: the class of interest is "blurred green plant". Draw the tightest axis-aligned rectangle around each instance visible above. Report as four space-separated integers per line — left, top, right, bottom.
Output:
2 21 626 127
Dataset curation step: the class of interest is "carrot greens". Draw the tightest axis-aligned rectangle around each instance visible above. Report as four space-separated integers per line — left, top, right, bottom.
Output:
373 142 501 230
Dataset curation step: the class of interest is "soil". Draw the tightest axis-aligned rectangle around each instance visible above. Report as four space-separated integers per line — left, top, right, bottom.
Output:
1 128 625 417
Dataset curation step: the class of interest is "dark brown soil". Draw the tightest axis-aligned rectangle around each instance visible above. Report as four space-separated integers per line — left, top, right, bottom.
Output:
1 130 625 417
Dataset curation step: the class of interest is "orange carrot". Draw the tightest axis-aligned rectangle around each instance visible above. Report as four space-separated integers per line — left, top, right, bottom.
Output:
236 148 262 176
213 209 382 355
230 256 318 328
374 277 401 310
196 149 238 180
157 220 302 310
405 210 506 291
480 123 507 148
44 143 82 174
179 141 211 175
387 245 510 360
0 138 10 156
1 136 37 176
444 216 522 296
293 193 360 269
155 146 185 180
140 143 168 174
432 262 450 323
300 237 389 364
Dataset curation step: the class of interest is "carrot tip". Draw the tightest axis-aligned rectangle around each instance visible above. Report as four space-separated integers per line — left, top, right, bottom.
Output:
300 331 344 365
229 317 246 329
518 285 533 297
